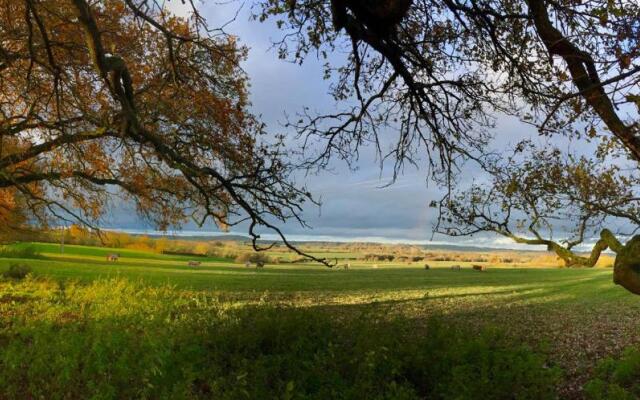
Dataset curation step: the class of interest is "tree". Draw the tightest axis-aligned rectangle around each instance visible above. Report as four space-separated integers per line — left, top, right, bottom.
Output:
255 1 640 292
0 137 42 241
433 142 640 293
0 188 31 241
0 0 324 262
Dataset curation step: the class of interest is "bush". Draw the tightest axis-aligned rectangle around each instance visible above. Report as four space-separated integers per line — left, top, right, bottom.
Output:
204 249 222 258
2 263 32 280
363 254 396 262
235 252 272 264
585 347 640 399
0 245 41 259
220 250 240 259
162 250 206 257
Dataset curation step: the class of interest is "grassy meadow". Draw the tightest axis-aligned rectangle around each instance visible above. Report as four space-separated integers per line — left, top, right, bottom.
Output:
1 239 639 399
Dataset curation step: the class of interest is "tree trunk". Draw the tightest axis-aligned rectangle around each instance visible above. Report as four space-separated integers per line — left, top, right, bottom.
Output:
611 235 640 295
548 242 601 268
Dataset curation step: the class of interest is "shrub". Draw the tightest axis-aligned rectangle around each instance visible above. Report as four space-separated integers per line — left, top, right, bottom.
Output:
363 254 396 262
235 252 272 264
585 347 640 399
2 263 32 280
204 249 222 258
162 250 206 257
0 245 41 259
220 250 240 259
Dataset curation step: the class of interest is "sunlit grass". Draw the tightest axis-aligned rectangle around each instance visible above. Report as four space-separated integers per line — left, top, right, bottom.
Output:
1 242 638 398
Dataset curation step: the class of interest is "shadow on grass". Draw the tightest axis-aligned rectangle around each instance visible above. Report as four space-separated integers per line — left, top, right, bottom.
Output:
0 278 561 400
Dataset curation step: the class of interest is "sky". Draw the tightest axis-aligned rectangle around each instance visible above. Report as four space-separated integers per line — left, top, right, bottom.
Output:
104 1 568 250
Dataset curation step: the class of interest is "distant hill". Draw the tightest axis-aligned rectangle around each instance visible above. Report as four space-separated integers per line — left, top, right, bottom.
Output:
133 233 251 242
419 243 545 253
115 230 552 253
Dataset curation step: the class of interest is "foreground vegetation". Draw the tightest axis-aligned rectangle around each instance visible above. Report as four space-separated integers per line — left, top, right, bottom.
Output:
0 277 561 399
1 240 639 399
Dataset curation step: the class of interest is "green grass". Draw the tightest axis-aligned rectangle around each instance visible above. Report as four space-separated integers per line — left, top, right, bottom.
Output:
0 241 632 312
1 241 639 398
0 248 623 298
0 278 561 400
4 241 230 262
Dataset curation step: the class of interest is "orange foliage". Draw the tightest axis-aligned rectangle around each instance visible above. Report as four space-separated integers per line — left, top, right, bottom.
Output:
0 0 275 235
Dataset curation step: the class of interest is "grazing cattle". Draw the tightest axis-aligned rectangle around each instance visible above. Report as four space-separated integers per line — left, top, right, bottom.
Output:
472 264 486 272
450 264 461 270
188 261 201 267
245 261 251 268
424 264 430 270
256 261 265 268
106 253 119 262
343 263 350 270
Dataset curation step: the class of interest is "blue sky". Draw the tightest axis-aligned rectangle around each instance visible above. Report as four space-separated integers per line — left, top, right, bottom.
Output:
106 1 564 249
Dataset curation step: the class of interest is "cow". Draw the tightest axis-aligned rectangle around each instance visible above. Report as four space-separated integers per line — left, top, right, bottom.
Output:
106 253 119 262
424 264 430 270
450 264 461 270
256 261 265 268
188 261 201 267
245 261 251 268
472 264 486 272
343 263 350 270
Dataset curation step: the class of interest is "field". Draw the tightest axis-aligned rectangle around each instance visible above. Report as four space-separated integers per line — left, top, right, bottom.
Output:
1 241 639 399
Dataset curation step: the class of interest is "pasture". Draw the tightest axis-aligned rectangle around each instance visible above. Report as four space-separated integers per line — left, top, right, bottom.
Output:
1 242 639 399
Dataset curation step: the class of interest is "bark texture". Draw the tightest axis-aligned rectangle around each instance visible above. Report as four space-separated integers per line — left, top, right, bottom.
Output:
612 234 640 295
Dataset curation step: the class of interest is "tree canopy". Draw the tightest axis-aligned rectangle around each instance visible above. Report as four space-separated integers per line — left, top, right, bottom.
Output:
256 0 640 293
435 143 636 265
0 0 325 261
256 0 639 173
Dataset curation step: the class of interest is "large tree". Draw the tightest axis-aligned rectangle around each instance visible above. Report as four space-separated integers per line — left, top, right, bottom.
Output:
255 0 640 292
0 0 325 261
